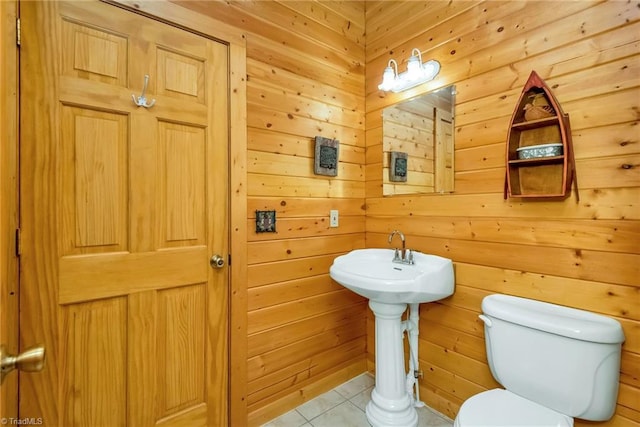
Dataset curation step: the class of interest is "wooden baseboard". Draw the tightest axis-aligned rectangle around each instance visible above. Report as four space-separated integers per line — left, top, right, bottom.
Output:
247 358 367 427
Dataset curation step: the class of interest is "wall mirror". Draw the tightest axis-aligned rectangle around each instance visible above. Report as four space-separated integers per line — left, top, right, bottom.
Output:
382 85 455 195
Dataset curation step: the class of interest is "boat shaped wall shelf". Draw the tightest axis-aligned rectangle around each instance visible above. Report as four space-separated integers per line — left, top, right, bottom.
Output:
504 71 579 201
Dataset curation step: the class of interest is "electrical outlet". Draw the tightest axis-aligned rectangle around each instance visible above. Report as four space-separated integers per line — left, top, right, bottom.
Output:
330 210 339 227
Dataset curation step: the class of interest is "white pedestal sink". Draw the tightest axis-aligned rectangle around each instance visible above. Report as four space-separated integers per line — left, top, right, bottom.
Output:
330 249 454 427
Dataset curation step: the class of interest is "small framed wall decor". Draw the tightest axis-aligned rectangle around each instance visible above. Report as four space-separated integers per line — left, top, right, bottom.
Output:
389 151 408 182
314 136 339 176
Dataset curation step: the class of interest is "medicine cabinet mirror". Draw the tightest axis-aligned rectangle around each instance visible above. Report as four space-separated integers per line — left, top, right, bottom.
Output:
382 85 455 196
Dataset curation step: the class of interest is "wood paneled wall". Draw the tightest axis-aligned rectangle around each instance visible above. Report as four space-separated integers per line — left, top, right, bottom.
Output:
133 1 638 425
365 1 639 426
174 2 368 425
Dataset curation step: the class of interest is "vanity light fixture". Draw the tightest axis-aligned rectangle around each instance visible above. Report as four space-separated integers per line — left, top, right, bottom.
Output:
378 48 441 93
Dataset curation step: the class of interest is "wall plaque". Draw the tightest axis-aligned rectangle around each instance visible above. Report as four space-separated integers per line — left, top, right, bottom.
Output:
314 136 339 176
390 151 408 182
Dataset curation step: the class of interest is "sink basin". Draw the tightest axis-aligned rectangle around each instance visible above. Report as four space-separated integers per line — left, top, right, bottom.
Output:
329 249 454 304
331 248 455 426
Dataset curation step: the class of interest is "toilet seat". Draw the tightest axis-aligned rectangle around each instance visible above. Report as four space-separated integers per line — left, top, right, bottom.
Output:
454 389 573 427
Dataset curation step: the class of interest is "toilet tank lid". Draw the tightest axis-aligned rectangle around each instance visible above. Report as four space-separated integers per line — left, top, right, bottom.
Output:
482 294 625 344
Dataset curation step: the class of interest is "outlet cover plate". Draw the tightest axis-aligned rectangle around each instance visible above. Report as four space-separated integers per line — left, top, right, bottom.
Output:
330 210 339 227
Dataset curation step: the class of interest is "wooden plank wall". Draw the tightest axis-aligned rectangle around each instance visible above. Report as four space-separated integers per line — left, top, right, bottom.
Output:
173 2 368 425
365 1 639 426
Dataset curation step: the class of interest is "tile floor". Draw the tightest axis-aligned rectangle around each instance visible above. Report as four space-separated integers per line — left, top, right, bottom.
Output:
262 373 454 427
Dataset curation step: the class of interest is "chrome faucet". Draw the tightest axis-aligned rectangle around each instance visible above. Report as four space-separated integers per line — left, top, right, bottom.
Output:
388 230 414 264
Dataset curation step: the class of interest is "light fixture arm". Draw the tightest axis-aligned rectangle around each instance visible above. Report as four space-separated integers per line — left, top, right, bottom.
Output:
411 48 423 65
388 59 399 77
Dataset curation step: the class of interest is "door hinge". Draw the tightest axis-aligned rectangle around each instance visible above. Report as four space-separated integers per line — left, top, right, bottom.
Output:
15 228 21 257
16 18 20 46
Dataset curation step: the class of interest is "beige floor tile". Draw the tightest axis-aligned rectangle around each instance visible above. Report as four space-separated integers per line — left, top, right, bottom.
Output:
297 390 346 421
309 401 370 427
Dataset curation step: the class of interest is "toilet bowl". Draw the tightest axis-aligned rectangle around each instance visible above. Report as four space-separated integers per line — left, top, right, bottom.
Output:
454 294 624 427
454 389 572 427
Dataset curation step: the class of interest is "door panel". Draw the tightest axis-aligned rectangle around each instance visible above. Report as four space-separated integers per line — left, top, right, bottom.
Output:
157 49 206 102
60 105 129 254
61 297 128 426
20 1 229 425
158 122 206 247
61 19 128 85
157 284 206 417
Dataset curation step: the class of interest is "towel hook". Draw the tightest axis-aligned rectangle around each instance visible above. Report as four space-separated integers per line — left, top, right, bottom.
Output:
131 74 156 108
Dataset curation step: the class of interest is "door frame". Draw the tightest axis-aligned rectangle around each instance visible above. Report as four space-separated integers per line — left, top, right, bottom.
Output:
0 0 19 421
0 0 249 424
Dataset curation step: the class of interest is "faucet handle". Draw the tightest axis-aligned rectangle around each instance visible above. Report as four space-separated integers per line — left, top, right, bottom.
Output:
393 248 401 261
406 250 414 264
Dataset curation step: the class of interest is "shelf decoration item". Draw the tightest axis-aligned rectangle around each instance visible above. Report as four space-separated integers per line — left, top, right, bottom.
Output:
314 136 339 176
504 71 579 200
523 93 555 121
516 143 563 160
389 151 408 182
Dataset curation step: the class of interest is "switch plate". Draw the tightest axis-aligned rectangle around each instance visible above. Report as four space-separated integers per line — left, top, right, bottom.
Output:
255 210 276 233
330 210 339 227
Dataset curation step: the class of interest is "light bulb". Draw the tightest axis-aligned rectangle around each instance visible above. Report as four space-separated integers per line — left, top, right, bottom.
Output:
406 55 421 80
378 67 395 91
378 60 398 91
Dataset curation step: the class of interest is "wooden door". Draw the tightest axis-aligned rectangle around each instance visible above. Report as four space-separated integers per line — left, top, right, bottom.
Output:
434 108 454 193
19 1 229 425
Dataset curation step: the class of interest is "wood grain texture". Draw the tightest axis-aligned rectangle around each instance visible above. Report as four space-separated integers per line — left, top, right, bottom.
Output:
365 1 640 424
61 298 128 426
19 3 230 426
6 2 638 426
184 0 638 423
0 0 19 419
171 2 368 424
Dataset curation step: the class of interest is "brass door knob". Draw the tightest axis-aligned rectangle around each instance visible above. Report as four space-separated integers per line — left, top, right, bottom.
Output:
1 345 45 383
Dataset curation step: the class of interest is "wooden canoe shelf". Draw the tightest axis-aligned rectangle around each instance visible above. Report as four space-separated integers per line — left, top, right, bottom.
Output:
504 71 578 200
508 155 564 166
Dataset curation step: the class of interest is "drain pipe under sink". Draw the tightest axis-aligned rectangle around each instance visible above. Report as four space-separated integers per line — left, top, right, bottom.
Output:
403 303 425 408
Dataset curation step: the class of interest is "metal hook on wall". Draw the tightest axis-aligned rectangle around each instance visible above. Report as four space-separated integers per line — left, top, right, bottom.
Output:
131 74 156 108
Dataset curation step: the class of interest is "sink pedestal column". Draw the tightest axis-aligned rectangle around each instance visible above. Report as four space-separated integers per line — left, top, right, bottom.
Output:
366 301 418 427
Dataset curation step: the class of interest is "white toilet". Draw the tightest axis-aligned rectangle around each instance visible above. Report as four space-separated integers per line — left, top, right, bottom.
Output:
455 294 625 427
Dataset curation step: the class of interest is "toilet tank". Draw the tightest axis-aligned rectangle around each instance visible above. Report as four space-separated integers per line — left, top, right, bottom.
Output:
481 294 625 421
